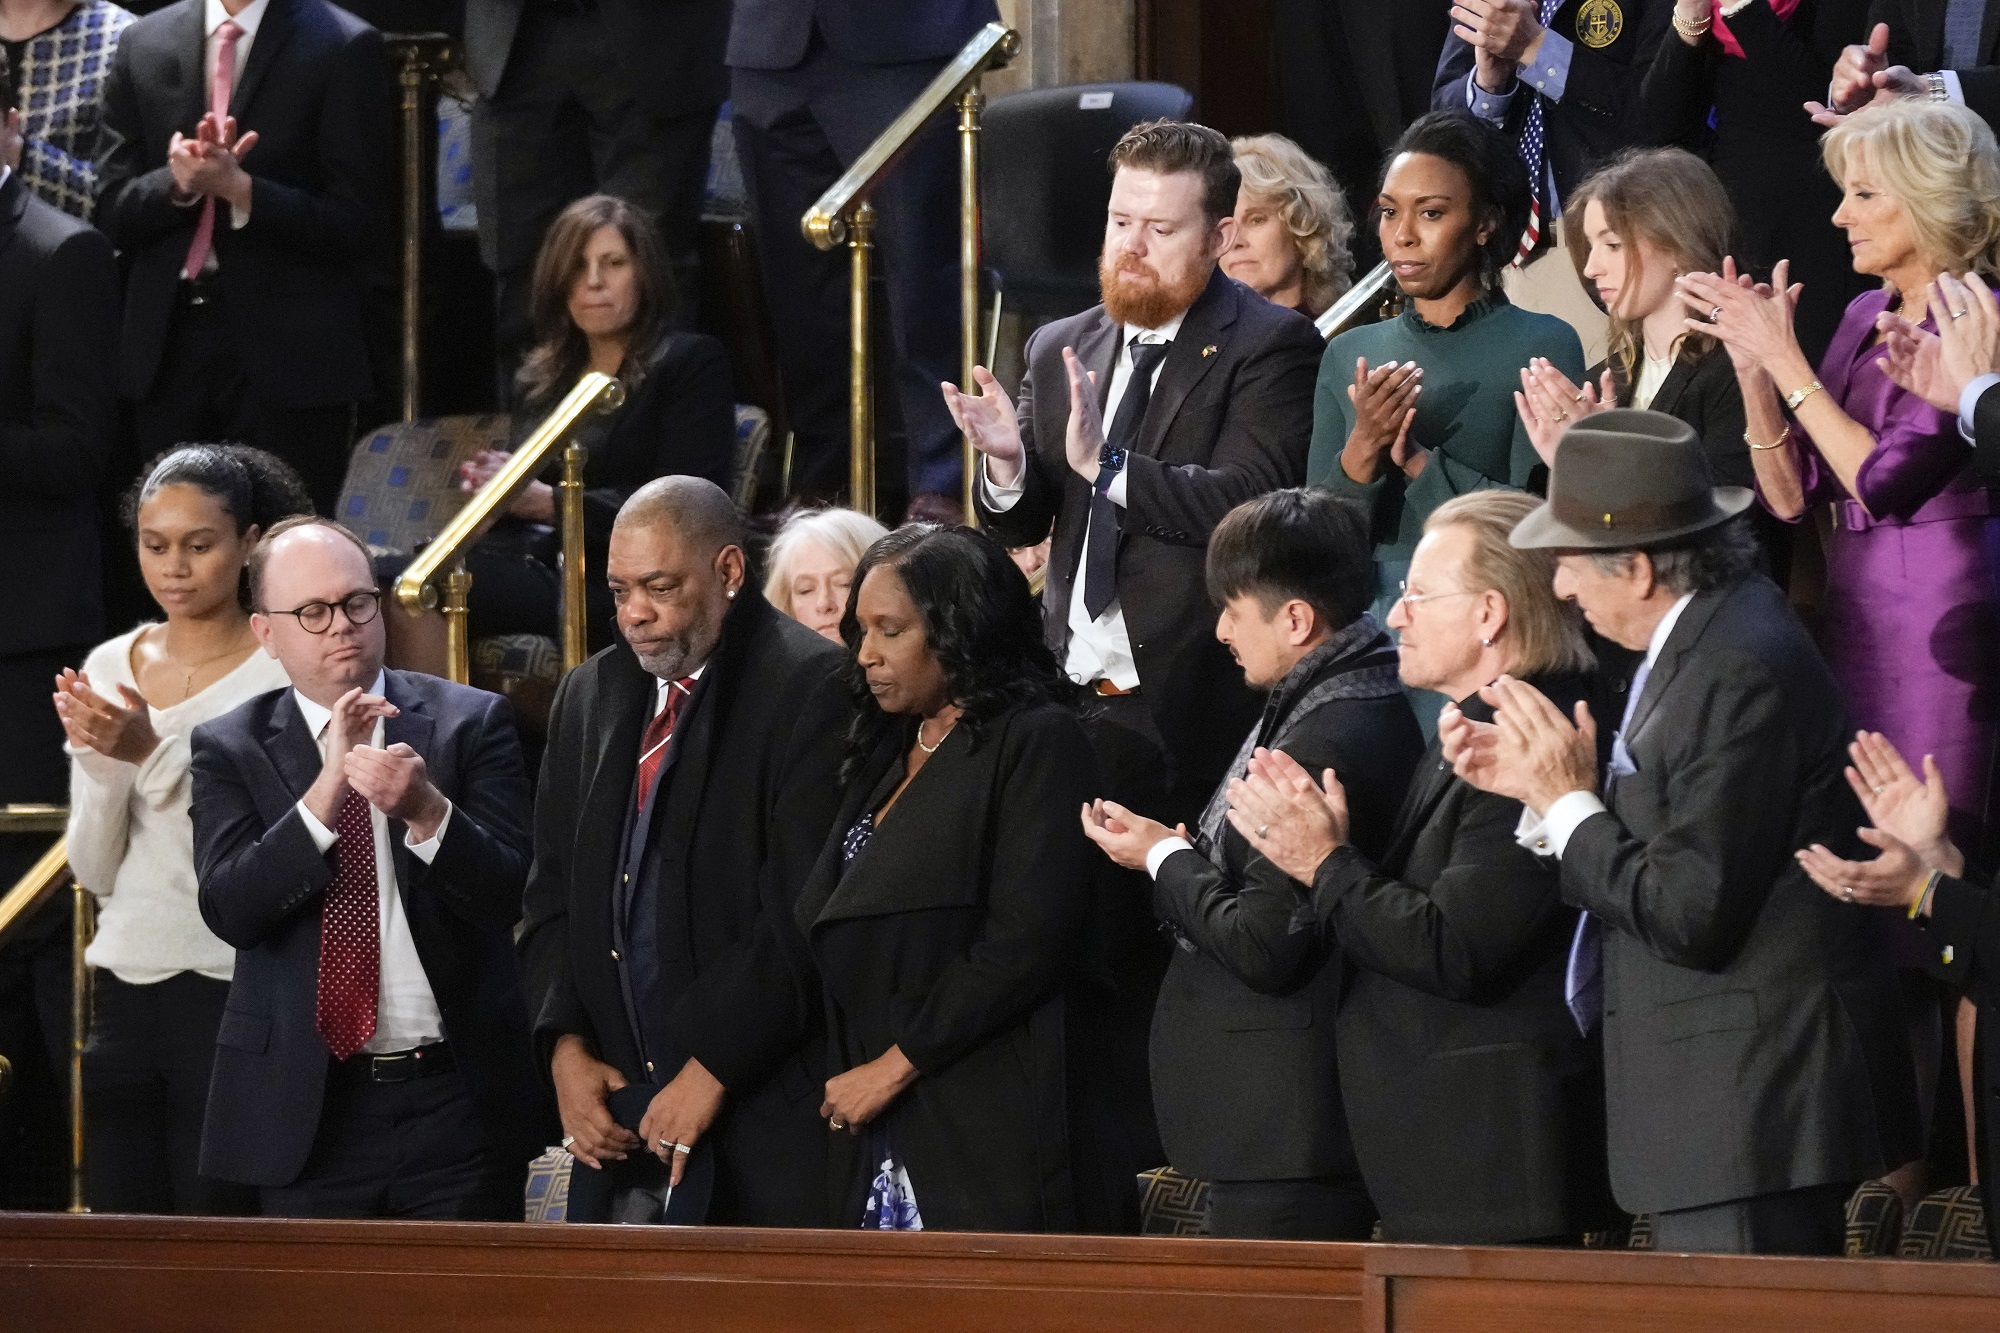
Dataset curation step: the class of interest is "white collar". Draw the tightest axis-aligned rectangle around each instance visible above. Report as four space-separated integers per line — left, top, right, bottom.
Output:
1641 592 1697 673
293 668 388 739
205 0 269 40
1122 309 1187 347
652 662 706 714
0 166 10 193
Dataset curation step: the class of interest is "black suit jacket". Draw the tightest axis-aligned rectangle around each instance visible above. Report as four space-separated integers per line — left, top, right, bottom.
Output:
1874 0 2000 126
1558 575 1921 1214
1918 870 1998 1201
1148 636 1423 1184
464 0 729 116
190 670 544 1188
518 591 849 1225
1308 677 1614 1244
725 0 999 70
1972 379 2000 481
1433 0 1672 208
0 170 115 655
95 0 395 406
974 269 1323 815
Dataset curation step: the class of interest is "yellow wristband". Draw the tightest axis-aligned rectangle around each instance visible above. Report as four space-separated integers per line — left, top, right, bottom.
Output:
1909 868 1942 919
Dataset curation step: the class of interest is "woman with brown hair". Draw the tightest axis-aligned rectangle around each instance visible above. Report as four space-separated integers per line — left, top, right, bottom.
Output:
456 193 735 649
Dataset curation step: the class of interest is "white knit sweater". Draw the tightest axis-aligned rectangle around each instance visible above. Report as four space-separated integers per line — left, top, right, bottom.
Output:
67 627 291 985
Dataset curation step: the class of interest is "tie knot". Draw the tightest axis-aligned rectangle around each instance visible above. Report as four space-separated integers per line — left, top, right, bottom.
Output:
1130 339 1170 372
218 19 242 42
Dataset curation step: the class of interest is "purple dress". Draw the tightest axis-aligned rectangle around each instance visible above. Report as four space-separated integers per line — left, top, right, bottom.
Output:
1776 290 2000 877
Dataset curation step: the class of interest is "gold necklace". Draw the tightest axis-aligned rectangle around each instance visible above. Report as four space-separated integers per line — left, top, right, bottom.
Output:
156 624 253 702
916 714 956 754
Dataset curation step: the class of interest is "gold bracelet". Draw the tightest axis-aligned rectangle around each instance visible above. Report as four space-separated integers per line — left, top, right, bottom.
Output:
1784 380 1825 411
1672 11 1712 41
1744 425 1790 451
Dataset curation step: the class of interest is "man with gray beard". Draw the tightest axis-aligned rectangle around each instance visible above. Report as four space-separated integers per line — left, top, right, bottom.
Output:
518 477 850 1225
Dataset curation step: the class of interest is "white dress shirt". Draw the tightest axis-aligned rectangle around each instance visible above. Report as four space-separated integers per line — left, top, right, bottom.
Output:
293 670 449 1053
982 311 1186 690
1515 591 1695 858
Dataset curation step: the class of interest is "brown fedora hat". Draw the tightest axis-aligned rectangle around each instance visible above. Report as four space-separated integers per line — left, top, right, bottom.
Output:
1509 408 1754 550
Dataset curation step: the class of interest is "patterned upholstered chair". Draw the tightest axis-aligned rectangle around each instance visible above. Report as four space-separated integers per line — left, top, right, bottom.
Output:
1900 1185 1991 1261
1845 1179 1905 1256
1136 1166 1212 1236
524 1147 572 1222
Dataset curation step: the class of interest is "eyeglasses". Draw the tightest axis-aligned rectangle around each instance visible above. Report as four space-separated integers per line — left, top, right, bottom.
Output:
261 590 382 634
1395 581 1481 610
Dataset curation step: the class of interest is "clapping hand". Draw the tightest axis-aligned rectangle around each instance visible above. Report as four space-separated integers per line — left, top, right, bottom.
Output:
168 112 258 209
1454 0 1547 91
941 366 1026 487
1679 258 1803 378
1515 358 1615 468
302 686 398 828
1343 357 1422 481
1445 676 1598 814
457 449 555 521
52 669 160 765
1061 346 1110 483
345 740 449 844
1878 273 2000 414
1079 799 1188 872
1225 747 1349 885
1843 731 1962 876
1809 25 1925 125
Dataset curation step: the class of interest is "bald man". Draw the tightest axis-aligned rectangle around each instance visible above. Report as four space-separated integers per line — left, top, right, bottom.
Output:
518 477 851 1225
190 516 545 1218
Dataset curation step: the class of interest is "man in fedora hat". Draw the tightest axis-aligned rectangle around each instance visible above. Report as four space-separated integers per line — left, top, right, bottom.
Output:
1440 409 1920 1255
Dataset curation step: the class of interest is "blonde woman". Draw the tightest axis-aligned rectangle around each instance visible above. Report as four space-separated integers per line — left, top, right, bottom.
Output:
1223 134 1353 318
1685 98 2000 1200
762 506 889 642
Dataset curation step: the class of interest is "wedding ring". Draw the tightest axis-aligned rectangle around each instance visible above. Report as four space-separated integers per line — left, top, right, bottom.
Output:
1574 390 1588 403
829 1117 847 1131
560 1134 575 1150
671 1142 692 1155
1257 824 1269 838
1555 411 1569 422
1873 785 1885 794
1952 307 1969 319
1843 886 1855 902
658 1136 671 1151
1709 305 1723 323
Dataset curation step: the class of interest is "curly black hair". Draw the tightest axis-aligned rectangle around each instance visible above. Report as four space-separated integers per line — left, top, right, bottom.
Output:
838 524 1083 785
1380 110 1534 284
121 445 316 610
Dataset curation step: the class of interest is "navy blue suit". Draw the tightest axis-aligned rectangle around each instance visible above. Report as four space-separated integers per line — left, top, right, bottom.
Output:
190 670 545 1209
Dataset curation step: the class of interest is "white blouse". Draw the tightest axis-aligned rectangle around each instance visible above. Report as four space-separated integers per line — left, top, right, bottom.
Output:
66 627 291 985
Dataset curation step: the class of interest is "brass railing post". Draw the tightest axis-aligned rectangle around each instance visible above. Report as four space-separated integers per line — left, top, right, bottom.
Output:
388 34 452 423
68 880 92 1214
442 558 472 684
848 201 877 519
957 86 985 524
558 439 589 671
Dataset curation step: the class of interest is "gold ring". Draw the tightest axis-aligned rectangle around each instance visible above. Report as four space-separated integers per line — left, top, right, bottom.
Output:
829 1118 847 1132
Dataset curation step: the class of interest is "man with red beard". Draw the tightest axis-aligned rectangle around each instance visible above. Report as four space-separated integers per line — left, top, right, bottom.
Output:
945 117 1323 1231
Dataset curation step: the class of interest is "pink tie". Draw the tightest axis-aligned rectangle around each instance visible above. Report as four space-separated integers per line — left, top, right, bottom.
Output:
181 19 242 280
315 789 381 1060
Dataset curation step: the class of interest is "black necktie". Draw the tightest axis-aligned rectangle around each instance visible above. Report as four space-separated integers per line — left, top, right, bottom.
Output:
1084 338 1171 620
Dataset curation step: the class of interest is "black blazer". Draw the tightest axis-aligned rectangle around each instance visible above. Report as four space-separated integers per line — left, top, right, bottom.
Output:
1874 0 2000 127
974 269 1323 818
518 591 849 1225
725 0 999 69
464 0 730 116
1433 0 1673 208
190 670 544 1189
1308 676 1614 1244
1559 575 1922 1215
794 702 1099 1232
1148 635 1423 1184
1918 870 1998 1210
1973 379 2000 482
95 0 395 406
0 170 116 655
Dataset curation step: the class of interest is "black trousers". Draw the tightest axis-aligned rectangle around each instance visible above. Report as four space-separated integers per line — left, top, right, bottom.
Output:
131 290 358 517
472 1 715 366
1207 1176 1377 1241
1651 1181 1855 1255
83 971 258 1215
731 42 966 503
259 1061 523 1220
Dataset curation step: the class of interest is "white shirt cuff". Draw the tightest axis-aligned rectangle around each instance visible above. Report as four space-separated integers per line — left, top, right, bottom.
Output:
1958 373 2000 439
1513 790 1607 859
405 799 451 864
298 798 338 854
1941 69 1966 105
229 198 250 229
1105 467 1129 508
979 456 1024 512
1145 836 1194 879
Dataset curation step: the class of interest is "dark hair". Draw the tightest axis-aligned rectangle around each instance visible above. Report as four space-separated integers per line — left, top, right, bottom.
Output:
1205 489 1373 631
515 193 674 410
122 446 315 611
1108 118 1241 226
838 524 1081 784
1587 515 1764 595
1382 110 1533 284
247 515 375 611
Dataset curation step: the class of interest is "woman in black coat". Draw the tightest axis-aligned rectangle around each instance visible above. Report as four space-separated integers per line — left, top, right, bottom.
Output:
1228 491 1616 1244
457 194 736 650
794 524 1099 1232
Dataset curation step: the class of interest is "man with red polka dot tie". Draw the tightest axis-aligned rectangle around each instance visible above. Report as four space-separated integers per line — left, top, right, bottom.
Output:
190 516 545 1218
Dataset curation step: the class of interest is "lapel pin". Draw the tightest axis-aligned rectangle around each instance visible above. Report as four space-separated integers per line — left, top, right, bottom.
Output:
1201 344 1218 358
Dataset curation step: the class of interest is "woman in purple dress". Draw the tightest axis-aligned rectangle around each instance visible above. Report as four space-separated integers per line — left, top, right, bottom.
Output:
1685 98 2000 1203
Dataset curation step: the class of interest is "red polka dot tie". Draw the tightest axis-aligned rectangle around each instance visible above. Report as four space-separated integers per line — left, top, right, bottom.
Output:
636 678 697 811
316 789 380 1060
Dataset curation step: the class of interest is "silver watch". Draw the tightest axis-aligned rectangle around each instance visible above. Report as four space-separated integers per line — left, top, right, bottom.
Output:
1927 70 1950 102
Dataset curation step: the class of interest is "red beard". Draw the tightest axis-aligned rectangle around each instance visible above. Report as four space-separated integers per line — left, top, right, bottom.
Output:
1099 253 1210 329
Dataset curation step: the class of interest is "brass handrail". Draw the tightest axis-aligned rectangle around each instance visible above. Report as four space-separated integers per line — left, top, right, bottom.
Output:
0 835 71 948
392 372 626 682
0 804 69 834
1316 261 1400 341
0 831 88 1211
801 22 1020 518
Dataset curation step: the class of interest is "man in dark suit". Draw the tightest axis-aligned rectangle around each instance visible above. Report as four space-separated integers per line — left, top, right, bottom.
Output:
729 0 998 517
464 0 728 358
96 0 395 514
1081 489 1423 1239
517 476 849 1225
1442 411 1920 1254
1823 5 2000 128
191 516 544 1217
951 118 1322 1228
0 91 119 1209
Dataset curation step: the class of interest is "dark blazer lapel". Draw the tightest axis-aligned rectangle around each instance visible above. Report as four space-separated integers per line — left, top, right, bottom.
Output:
0 174 25 263
168 0 207 132
382 673 437 891
813 731 980 926
1623 583 1732 747
1647 352 1700 419
1384 747 1458 867
229 0 295 120
1135 269 1238 458
263 690 324 802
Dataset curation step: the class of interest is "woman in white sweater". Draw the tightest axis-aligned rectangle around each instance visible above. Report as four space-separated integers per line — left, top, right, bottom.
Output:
56 445 310 1214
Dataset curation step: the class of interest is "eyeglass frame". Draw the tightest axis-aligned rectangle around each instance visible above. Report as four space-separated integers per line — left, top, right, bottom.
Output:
258 588 383 634
1394 580 1484 611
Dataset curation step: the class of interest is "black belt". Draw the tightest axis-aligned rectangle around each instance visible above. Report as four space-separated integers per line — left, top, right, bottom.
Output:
334 1040 455 1084
178 272 219 307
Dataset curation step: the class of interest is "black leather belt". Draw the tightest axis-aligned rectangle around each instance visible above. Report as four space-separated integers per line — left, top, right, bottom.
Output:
178 273 219 307
336 1041 455 1083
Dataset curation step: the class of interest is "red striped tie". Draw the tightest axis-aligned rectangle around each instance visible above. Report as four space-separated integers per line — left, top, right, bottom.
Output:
315 789 380 1060
636 678 697 810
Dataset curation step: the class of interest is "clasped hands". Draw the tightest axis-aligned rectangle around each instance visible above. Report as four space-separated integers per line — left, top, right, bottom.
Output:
168 110 258 214
1440 676 1599 816
1453 0 1549 93
943 347 1113 491
302 686 448 843
458 449 556 522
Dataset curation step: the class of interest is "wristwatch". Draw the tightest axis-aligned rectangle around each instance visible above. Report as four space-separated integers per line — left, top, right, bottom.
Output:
1926 70 1950 102
1094 444 1128 494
